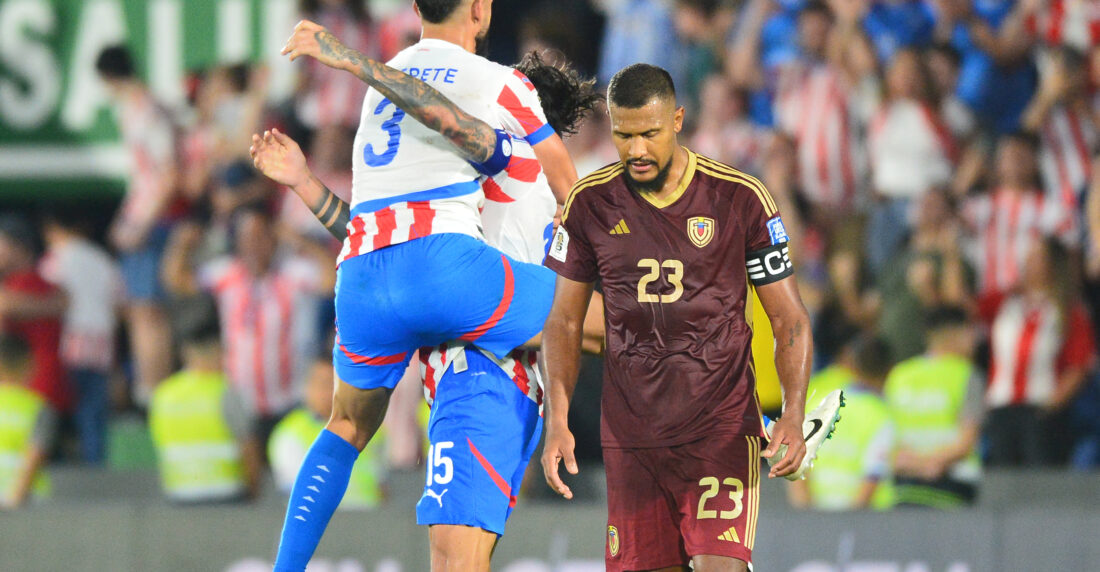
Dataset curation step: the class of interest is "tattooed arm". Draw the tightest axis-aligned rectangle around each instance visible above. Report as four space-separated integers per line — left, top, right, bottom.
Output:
250 129 350 241
756 276 812 478
282 20 497 165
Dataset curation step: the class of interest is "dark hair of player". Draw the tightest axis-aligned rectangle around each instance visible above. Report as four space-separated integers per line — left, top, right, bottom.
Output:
607 63 676 109
0 334 31 372
415 0 463 24
513 51 603 137
851 335 894 382
95 45 135 80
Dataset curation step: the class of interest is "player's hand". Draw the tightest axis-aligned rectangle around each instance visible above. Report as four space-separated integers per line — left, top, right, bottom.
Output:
281 20 349 71
541 423 579 499
250 128 310 190
762 415 806 478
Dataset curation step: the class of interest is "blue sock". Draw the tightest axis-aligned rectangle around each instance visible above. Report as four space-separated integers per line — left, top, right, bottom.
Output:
273 429 359 571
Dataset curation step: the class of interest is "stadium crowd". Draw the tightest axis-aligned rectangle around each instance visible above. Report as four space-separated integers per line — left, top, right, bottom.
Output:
2 0 1100 512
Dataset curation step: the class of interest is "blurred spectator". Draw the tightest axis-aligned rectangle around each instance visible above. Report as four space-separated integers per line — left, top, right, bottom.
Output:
866 49 956 274
95 45 178 401
790 336 896 511
964 132 1074 303
816 220 879 362
40 211 124 465
161 209 335 446
863 0 936 63
937 0 1037 135
1021 47 1097 215
925 43 977 141
773 0 876 214
563 103 620 178
982 237 1097 467
270 357 384 509
690 75 767 176
1021 0 1100 55
295 0 376 131
149 319 262 503
886 307 983 508
0 335 55 510
877 190 973 360
594 0 687 87
0 215 69 413
806 335 858 400
672 0 734 110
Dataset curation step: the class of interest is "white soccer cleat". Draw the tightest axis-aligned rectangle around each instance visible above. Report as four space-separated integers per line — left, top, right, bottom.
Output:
766 389 845 481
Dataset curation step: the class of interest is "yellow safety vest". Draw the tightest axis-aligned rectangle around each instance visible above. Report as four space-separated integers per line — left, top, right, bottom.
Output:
807 388 895 511
149 371 245 502
269 408 383 509
0 384 50 501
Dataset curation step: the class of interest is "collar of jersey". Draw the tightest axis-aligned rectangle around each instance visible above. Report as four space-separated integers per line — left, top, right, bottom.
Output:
637 148 697 209
415 38 465 51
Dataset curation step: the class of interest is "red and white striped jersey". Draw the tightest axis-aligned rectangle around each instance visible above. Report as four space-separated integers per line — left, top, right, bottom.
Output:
420 344 543 412
1025 0 1100 51
868 100 955 199
340 39 550 262
965 188 1075 296
296 9 376 129
199 256 323 416
987 295 1096 408
479 138 558 265
1037 104 1097 210
115 89 176 228
775 63 867 210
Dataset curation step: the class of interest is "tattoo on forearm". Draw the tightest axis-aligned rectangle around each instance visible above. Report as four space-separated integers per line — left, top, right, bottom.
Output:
785 320 803 349
310 186 351 240
315 30 496 163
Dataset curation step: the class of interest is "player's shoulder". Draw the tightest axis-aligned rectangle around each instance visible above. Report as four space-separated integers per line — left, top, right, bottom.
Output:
562 162 625 219
691 151 778 216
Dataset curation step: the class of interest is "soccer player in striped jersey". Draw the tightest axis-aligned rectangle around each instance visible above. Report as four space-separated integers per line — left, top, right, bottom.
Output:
252 11 598 570
540 64 824 572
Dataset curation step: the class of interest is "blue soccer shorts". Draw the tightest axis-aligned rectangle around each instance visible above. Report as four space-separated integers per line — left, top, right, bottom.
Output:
415 348 543 535
332 233 555 391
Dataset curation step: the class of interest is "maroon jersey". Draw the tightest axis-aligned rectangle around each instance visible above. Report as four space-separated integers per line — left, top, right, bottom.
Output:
545 150 793 448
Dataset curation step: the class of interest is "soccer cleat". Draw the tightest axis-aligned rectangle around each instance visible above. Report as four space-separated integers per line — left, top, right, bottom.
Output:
765 389 845 481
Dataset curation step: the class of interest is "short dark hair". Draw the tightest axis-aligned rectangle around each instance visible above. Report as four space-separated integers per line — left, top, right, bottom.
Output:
1001 130 1041 152
851 335 894 381
800 0 833 20
96 45 135 80
925 306 969 333
180 316 222 348
415 0 463 24
513 51 602 136
0 334 31 372
607 63 676 108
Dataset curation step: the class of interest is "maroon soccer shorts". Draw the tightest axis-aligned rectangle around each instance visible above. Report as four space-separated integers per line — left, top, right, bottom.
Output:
603 435 762 571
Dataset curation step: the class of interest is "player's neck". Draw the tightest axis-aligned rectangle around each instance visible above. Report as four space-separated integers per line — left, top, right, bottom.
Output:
420 24 475 53
651 145 690 201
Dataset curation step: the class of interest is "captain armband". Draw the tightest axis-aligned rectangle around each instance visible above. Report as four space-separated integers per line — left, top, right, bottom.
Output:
468 129 514 176
746 243 793 285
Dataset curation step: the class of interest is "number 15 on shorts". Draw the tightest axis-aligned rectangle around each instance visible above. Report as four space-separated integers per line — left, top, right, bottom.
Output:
427 442 454 486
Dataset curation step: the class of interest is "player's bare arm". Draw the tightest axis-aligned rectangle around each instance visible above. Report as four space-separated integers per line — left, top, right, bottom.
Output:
540 275 595 500
249 129 349 241
282 20 497 164
756 277 813 478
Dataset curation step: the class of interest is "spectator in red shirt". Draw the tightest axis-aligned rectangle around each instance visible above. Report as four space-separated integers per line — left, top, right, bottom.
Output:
0 215 69 413
982 237 1096 466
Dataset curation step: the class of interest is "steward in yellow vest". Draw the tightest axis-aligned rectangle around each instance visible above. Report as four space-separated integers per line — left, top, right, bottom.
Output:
149 322 262 503
790 337 896 511
885 307 982 508
269 358 384 509
0 335 54 509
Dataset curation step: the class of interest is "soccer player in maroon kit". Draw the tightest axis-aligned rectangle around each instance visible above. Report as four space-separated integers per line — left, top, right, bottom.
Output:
541 64 813 572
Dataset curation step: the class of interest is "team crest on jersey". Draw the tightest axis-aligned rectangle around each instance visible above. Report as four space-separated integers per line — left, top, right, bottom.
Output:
608 525 620 557
687 216 716 248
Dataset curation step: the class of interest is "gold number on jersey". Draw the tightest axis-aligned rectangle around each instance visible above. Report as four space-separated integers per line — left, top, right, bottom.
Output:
636 259 684 303
697 476 745 520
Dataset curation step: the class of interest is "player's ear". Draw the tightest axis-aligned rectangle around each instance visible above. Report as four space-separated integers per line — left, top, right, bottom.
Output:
412 0 420 18
470 0 484 25
673 105 685 133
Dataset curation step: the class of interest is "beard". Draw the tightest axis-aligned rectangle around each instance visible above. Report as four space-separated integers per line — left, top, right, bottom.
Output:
623 158 673 194
475 32 490 57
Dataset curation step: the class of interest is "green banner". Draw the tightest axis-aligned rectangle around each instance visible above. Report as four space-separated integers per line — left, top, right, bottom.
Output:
0 0 298 198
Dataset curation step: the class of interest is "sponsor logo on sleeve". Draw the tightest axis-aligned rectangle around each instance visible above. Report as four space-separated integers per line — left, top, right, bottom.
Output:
766 216 788 245
548 226 570 262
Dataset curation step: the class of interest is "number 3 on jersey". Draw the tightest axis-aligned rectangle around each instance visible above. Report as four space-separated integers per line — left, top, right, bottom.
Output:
363 97 406 167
